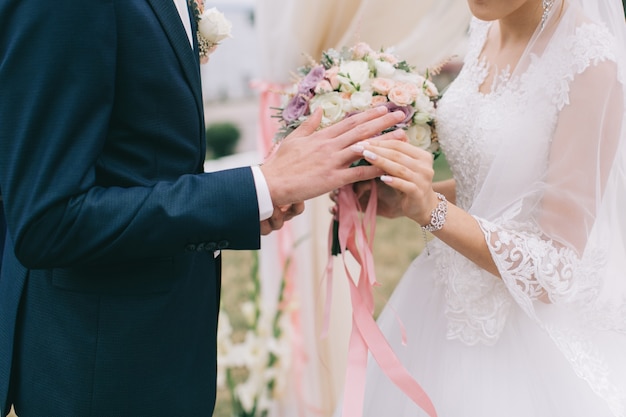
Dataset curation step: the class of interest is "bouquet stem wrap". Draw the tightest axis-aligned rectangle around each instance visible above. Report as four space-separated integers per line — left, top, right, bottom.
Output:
325 181 437 417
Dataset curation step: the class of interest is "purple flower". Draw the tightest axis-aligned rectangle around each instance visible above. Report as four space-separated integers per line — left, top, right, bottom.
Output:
282 94 309 123
298 65 326 96
380 102 415 128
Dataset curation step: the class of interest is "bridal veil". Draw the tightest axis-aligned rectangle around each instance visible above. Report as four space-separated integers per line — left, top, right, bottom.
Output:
469 0 626 413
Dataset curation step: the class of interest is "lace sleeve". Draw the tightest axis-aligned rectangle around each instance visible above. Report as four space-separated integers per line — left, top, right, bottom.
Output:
472 27 622 311
475 218 602 309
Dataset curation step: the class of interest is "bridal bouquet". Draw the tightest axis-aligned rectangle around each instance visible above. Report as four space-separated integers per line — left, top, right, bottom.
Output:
273 42 440 417
275 42 440 153
275 42 440 254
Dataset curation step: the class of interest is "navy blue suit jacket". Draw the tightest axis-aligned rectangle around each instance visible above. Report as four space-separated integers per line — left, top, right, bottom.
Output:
0 0 261 415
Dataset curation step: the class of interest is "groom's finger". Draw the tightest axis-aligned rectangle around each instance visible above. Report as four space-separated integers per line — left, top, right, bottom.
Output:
289 108 323 138
318 106 398 141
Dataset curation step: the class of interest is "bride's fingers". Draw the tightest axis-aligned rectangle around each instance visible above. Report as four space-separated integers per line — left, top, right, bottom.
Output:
360 146 425 181
324 108 405 145
339 129 407 167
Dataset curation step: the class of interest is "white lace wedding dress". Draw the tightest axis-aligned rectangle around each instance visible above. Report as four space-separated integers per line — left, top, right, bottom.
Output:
354 9 626 417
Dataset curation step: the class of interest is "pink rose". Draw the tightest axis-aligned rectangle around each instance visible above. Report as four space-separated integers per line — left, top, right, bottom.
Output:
388 85 414 106
351 42 374 59
325 66 341 90
371 95 389 106
371 78 395 95
315 80 334 94
397 82 420 101
379 52 399 65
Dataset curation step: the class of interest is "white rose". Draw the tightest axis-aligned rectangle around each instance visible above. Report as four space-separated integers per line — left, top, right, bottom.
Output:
414 94 435 115
393 69 422 85
350 91 373 110
413 111 433 125
310 92 349 126
406 124 432 149
338 60 371 91
374 60 396 78
198 7 232 44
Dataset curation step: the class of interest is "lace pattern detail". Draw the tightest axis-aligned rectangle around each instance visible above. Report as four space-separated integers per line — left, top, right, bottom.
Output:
431 240 512 346
476 218 603 308
435 18 619 346
541 23 616 110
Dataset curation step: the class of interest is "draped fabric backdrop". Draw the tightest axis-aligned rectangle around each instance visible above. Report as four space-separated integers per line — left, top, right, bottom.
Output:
254 1 471 415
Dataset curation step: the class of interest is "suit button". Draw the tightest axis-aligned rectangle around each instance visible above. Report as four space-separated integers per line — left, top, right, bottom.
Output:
217 240 229 249
205 242 217 251
195 242 206 252
185 244 197 252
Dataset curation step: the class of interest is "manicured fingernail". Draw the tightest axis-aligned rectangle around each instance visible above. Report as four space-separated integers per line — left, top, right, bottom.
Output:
375 105 388 114
380 175 393 183
351 143 365 153
363 149 378 160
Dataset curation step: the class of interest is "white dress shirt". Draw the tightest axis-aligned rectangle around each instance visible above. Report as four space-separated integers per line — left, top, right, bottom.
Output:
172 0 274 223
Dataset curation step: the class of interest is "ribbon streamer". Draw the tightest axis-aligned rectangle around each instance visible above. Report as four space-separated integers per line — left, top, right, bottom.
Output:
327 182 438 417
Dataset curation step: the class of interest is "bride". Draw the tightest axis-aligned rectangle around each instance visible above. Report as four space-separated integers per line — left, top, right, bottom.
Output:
340 0 626 415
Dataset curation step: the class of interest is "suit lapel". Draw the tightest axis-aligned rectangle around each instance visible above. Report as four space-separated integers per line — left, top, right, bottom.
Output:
147 0 203 115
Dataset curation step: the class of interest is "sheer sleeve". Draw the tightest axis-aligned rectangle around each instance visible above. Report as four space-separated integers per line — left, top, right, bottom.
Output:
471 18 626 411
476 59 623 307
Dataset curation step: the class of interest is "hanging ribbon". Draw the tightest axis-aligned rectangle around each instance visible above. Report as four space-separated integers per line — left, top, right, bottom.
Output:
326 182 438 417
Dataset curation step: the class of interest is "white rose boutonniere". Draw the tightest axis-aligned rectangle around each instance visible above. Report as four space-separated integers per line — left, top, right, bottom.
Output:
188 1 232 64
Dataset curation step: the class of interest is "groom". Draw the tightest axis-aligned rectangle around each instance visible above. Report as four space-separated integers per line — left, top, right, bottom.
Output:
0 0 405 416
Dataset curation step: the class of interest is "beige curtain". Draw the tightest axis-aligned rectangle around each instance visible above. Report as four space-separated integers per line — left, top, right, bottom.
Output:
255 1 471 416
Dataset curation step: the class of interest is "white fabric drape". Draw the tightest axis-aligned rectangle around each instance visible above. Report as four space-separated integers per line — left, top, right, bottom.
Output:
254 1 471 416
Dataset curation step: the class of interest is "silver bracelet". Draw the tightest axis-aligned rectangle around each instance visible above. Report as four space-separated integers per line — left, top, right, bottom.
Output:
421 192 448 232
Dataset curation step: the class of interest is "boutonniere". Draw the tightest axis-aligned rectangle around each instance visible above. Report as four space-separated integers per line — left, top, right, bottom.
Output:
188 0 233 64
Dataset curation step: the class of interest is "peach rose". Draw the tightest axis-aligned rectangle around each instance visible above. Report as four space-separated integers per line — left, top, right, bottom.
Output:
379 52 399 65
388 86 414 106
397 82 420 102
352 42 374 59
371 78 395 95
371 95 389 106
325 66 341 90
315 80 334 94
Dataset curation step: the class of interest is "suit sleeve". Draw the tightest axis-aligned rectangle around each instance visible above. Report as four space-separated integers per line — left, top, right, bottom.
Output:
0 0 262 268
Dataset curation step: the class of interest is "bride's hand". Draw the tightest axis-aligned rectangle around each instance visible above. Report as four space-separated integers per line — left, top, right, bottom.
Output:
358 139 439 226
355 179 406 218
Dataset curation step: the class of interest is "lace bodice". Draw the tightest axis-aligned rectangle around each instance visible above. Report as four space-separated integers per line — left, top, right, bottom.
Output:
432 18 618 347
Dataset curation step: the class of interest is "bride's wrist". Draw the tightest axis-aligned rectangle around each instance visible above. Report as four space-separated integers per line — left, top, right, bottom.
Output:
419 192 448 232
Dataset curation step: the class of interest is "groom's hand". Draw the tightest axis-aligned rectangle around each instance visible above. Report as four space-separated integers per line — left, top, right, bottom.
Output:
260 202 305 235
260 106 407 207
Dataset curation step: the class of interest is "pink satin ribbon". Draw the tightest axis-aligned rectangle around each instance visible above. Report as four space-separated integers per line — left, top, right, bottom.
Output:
328 183 438 417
